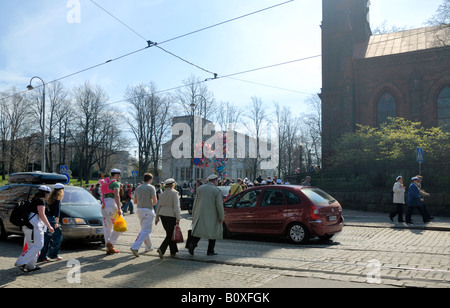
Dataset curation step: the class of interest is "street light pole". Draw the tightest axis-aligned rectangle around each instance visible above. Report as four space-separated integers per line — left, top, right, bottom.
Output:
27 76 46 172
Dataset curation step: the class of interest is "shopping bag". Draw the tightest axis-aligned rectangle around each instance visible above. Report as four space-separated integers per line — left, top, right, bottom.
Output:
172 224 184 243
113 215 127 232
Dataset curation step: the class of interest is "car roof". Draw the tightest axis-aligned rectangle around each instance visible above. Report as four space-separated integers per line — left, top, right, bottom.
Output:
8 172 68 184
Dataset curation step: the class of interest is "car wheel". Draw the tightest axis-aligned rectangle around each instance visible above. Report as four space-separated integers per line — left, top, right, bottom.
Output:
0 219 7 241
287 223 309 244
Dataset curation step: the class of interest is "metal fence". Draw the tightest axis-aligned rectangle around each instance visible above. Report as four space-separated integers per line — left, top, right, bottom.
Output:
285 161 450 194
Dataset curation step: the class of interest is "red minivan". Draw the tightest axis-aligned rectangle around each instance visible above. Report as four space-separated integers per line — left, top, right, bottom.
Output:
223 185 344 244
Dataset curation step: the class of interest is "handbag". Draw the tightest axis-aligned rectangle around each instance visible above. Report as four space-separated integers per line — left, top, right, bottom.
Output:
172 223 184 243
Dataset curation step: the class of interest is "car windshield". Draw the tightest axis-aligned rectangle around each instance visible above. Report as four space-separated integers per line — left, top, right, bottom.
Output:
301 188 336 206
60 186 99 206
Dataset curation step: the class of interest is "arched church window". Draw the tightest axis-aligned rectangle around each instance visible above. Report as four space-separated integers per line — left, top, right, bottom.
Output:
377 91 396 126
438 86 450 133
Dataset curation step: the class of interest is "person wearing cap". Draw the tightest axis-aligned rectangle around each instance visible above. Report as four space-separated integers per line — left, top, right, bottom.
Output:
155 178 181 259
406 177 429 225
130 173 157 257
188 174 224 256
38 183 65 262
15 186 54 272
389 176 405 223
102 168 123 255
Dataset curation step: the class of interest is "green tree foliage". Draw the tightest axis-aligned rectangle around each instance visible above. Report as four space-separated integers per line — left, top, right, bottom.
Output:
332 118 450 167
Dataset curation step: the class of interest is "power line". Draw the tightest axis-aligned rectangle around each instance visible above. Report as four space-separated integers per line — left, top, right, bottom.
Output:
1 0 297 101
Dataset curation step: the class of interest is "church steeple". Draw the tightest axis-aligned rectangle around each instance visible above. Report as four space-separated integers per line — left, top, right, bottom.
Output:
320 0 372 166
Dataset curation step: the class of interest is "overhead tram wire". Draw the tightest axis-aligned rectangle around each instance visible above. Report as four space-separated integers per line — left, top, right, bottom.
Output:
103 54 321 107
0 0 296 101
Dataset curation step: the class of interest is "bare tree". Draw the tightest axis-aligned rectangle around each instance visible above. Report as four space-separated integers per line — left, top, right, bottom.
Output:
125 82 172 181
71 82 124 183
244 97 268 180
176 74 216 120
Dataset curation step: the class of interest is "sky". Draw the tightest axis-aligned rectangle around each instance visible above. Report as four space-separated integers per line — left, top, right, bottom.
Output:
0 0 443 124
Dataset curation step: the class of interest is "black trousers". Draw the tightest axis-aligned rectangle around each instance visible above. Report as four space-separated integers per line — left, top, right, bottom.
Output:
405 206 427 223
159 216 179 255
390 203 404 222
190 236 216 254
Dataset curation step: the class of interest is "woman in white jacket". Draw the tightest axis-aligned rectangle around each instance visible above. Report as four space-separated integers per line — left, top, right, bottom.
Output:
389 176 405 223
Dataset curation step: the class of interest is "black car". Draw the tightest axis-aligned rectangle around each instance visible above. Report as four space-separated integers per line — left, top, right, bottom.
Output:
0 172 103 242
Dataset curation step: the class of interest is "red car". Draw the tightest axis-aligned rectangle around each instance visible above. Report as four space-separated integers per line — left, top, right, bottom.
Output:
223 185 344 244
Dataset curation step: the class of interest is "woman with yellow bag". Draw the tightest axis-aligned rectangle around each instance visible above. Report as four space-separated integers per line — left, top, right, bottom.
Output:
100 169 125 255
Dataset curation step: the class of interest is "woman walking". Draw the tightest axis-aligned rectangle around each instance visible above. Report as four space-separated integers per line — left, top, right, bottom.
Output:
38 183 65 262
155 178 181 259
15 186 54 272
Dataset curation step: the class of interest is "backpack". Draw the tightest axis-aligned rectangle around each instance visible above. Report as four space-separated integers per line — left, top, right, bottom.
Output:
99 177 116 195
9 200 36 229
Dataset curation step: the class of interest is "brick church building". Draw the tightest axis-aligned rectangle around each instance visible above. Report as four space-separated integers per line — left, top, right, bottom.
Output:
320 0 450 165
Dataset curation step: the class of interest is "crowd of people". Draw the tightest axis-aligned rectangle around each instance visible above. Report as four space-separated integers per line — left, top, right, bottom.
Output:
14 167 434 273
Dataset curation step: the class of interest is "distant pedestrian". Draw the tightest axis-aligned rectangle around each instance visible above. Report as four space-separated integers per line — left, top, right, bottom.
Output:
38 183 65 262
301 176 312 186
416 175 434 221
155 178 182 259
188 174 224 256
15 186 54 272
406 177 429 225
130 173 157 257
389 176 405 223
100 169 123 255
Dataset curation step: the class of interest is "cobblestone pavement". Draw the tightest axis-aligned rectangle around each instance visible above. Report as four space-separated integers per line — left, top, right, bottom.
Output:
1 210 449 288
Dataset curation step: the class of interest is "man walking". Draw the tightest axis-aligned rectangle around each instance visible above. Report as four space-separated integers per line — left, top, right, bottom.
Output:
188 174 224 256
406 176 429 225
130 173 157 257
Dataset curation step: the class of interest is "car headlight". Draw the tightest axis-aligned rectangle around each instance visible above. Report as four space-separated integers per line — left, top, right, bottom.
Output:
62 217 87 225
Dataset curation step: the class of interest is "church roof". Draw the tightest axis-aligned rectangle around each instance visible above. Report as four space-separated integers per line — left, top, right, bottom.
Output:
359 25 449 59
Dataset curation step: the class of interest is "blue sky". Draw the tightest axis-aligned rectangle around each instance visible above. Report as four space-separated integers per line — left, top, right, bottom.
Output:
0 0 443 118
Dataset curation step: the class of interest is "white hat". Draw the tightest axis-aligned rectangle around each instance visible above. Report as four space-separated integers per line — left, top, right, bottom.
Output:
110 168 121 174
396 176 402 181
411 176 420 181
54 183 65 190
276 179 282 184
261 181 266 185
39 185 51 192
164 178 175 184
207 174 219 180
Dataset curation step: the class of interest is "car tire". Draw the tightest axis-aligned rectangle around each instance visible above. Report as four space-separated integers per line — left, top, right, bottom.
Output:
287 223 309 244
0 219 7 241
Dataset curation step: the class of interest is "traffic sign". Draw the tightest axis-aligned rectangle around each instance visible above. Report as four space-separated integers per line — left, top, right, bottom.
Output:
416 148 424 163
132 171 138 177
60 165 68 173
61 173 70 185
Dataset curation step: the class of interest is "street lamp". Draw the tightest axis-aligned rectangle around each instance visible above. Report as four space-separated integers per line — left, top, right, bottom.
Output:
27 76 46 172
190 102 196 182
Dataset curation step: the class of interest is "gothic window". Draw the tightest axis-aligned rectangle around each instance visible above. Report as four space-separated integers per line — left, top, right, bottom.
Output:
377 91 396 126
438 86 450 132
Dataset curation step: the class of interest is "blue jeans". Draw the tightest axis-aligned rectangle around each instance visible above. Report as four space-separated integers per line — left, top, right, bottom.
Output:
38 216 63 260
122 199 134 213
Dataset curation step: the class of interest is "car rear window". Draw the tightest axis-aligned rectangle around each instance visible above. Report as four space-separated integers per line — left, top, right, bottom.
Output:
301 188 336 206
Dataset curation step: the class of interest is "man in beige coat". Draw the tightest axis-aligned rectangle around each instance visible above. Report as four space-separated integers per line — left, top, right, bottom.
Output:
189 174 224 256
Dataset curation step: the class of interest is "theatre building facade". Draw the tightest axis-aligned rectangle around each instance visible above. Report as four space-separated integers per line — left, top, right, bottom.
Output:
320 0 450 164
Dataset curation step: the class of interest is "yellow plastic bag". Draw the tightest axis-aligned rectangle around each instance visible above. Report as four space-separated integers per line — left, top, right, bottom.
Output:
113 214 127 232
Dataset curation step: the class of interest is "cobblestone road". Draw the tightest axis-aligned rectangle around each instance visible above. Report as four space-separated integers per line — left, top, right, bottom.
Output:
1 211 449 288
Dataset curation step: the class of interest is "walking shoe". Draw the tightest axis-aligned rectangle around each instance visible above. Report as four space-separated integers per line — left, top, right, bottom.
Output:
49 256 63 262
130 248 139 257
157 248 164 260
188 244 195 256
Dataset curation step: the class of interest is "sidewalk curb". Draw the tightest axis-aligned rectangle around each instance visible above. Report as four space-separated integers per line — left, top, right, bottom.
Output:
344 222 450 232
